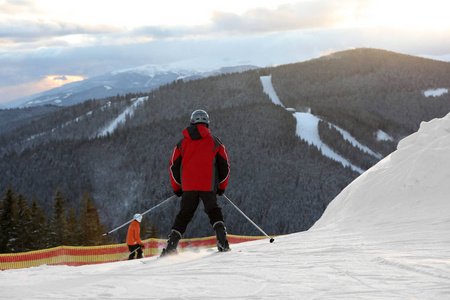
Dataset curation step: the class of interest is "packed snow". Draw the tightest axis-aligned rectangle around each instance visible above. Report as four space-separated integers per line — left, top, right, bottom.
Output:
2 109 450 300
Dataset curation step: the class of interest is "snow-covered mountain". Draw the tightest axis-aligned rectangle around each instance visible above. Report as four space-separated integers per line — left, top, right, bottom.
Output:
5 62 258 108
2 109 449 299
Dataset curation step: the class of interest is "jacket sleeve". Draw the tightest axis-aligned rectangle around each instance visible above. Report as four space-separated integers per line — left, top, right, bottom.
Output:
169 142 183 191
216 144 230 190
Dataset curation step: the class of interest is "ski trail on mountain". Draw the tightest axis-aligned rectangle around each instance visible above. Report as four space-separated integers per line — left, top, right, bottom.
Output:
260 75 364 173
99 96 148 137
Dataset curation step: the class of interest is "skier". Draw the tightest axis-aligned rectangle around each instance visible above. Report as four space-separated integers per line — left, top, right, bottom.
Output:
126 213 144 259
161 109 231 257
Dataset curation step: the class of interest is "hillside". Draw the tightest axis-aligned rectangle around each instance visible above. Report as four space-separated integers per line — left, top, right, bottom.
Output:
1 48 449 243
2 111 449 299
0 106 63 135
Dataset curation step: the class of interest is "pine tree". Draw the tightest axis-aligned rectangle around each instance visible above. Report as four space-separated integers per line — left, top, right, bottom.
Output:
17 192 33 252
66 205 81 246
79 192 106 246
49 189 69 247
30 197 48 250
1 188 20 252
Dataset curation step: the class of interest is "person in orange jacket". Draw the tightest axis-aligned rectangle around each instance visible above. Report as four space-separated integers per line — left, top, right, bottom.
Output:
126 213 144 259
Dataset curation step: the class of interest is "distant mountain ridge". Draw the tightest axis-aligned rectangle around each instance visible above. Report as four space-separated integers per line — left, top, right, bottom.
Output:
4 63 258 108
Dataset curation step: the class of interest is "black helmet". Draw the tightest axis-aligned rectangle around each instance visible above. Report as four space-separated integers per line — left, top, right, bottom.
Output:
190 109 210 127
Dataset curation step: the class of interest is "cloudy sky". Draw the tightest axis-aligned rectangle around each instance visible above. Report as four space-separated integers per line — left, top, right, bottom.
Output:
1 0 450 104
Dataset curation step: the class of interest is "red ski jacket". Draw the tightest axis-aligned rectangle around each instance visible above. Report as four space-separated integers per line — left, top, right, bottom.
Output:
170 124 230 192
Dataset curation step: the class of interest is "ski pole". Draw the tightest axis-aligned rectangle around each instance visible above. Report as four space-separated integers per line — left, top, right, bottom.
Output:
222 194 274 243
103 195 177 236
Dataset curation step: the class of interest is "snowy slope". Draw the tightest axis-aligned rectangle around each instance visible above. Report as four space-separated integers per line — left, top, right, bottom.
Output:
260 75 378 173
293 112 364 173
1 113 450 299
99 96 148 136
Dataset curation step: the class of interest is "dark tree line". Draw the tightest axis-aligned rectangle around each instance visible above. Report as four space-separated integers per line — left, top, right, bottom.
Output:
0 186 162 253
0 187 103 253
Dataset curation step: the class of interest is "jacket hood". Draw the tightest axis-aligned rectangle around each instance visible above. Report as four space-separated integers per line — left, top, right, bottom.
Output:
183 124 211 140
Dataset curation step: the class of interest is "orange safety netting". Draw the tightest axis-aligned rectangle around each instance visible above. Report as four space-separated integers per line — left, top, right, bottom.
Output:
0 235 265 270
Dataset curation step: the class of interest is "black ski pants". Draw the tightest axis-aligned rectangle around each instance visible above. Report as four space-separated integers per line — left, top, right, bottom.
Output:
172 191 224 235
128 244 143 260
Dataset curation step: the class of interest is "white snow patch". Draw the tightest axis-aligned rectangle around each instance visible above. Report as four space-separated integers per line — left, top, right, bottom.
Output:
330 123 382 159
424 88 448 97
294 112 364 173
377 129 394 141
99 96 148 136
260 75 285 107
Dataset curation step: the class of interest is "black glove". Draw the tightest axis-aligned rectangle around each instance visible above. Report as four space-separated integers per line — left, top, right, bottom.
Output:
216 188 225 196
140 244 145 249
174 189 183 197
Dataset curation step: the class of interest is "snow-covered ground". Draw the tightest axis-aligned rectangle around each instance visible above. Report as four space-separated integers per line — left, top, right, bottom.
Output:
2 89 450 300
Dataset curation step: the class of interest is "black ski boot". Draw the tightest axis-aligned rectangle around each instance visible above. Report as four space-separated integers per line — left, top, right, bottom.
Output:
213 221 231 252
160 229 181 257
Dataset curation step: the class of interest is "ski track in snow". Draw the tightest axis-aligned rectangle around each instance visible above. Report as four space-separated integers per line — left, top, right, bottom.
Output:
260 75 375 173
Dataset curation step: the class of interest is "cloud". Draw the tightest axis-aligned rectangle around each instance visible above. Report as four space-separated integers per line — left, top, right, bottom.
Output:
53 75 67 81
210 1 345 34
0 0 40 15
0 19 120 42
0 1 351 45
130 1 347 40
